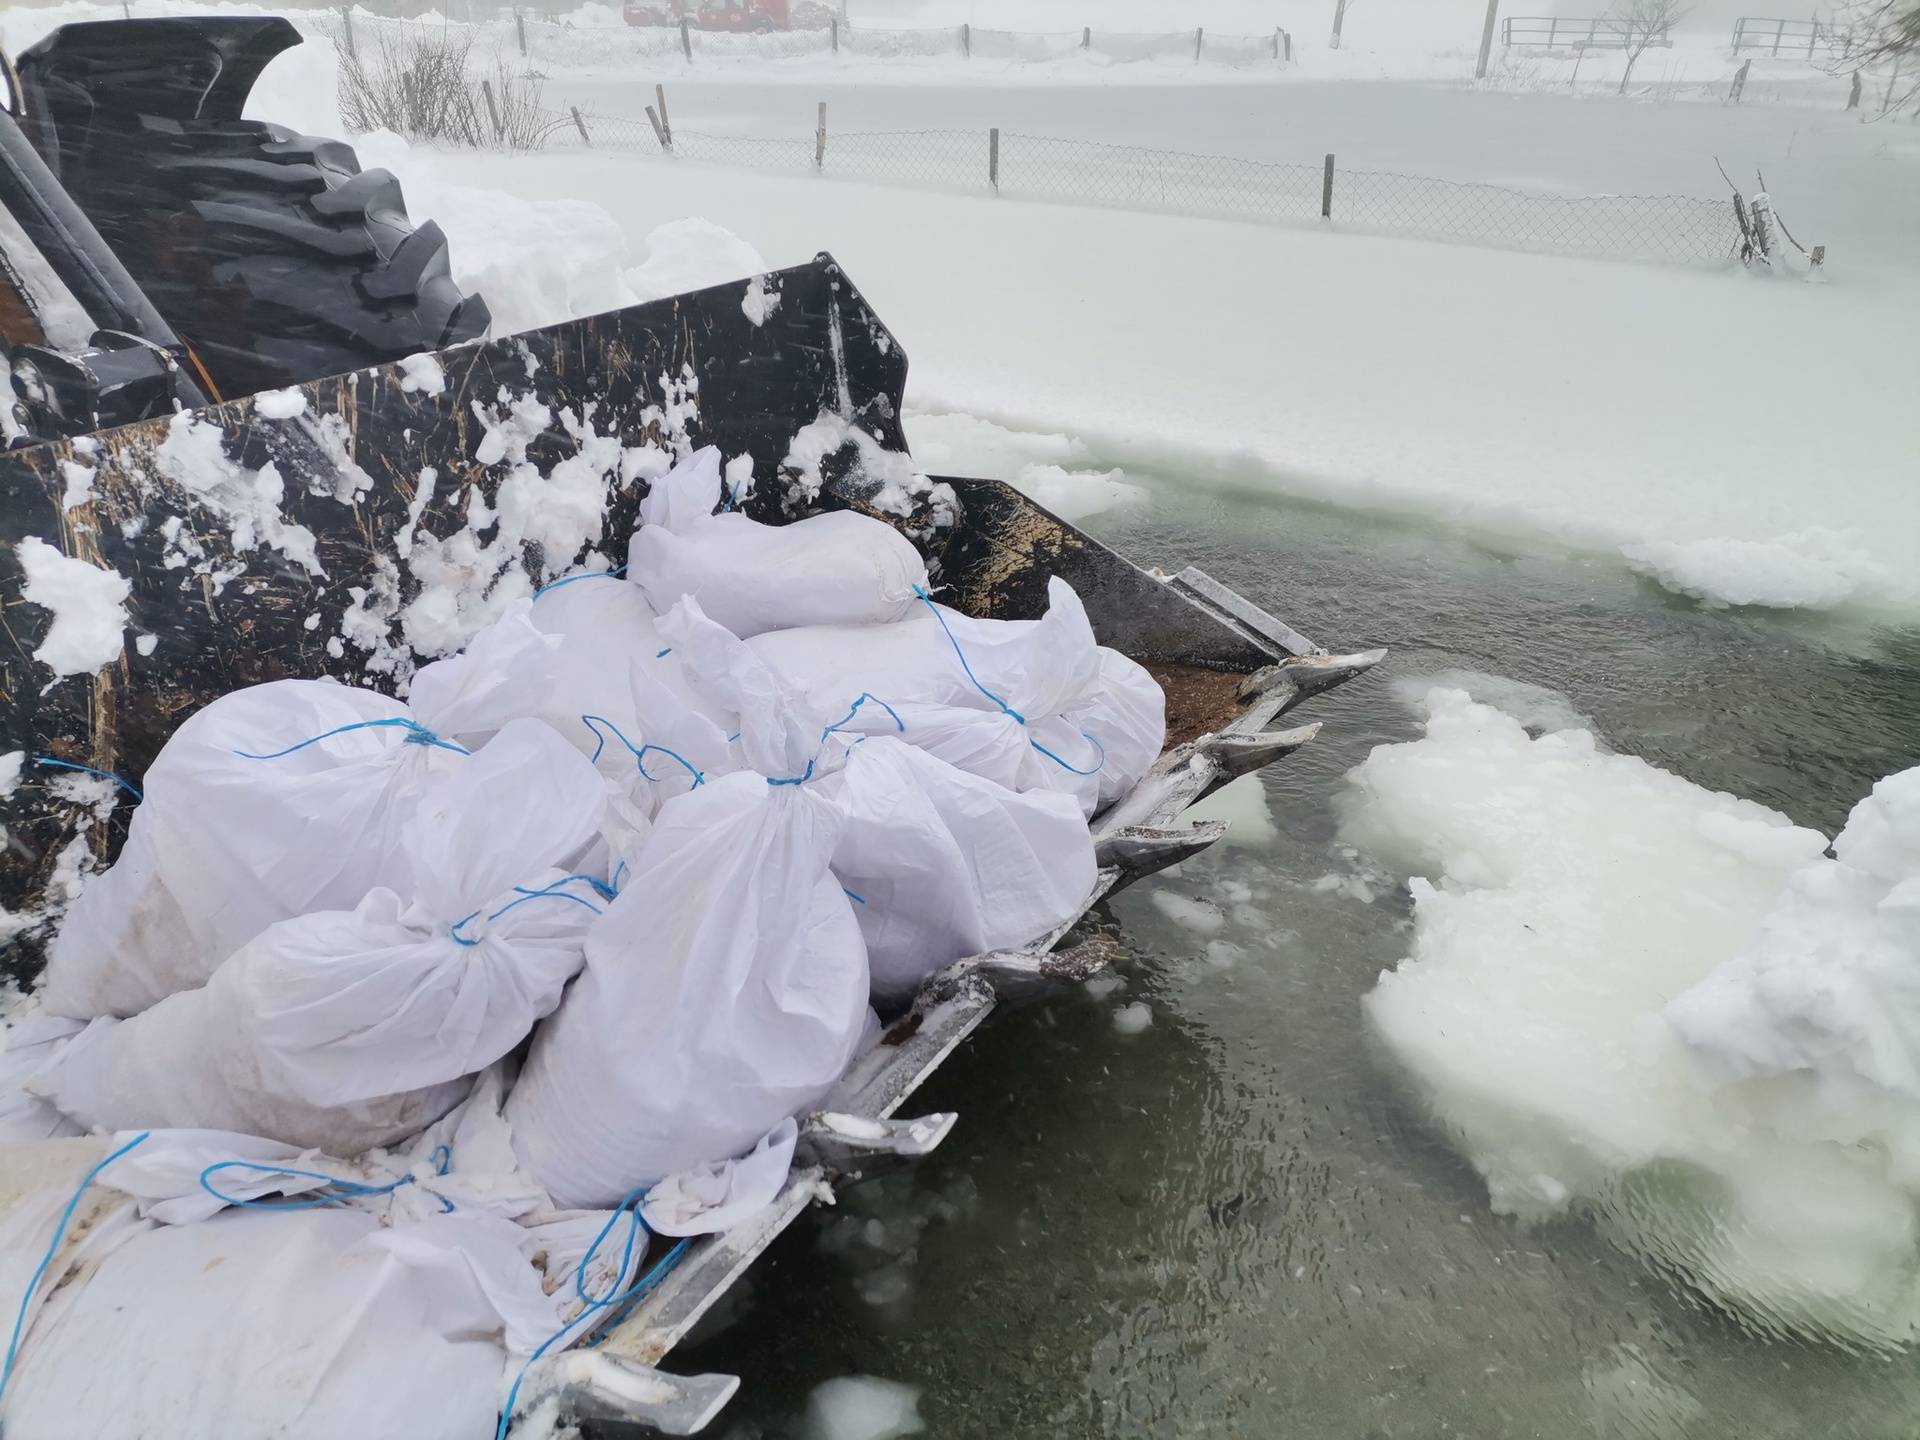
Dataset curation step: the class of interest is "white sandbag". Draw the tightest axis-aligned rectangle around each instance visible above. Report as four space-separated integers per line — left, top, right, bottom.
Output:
410 583 718 763
507 770 868 1209
42 679 472 1020
749 578 1142 816
0 1014 84 1142
821 737 1097 1003
641 1117 800 1237
1 1206 561 1440
1065 645 1167 809
629 445 928 638
38 721 606 1154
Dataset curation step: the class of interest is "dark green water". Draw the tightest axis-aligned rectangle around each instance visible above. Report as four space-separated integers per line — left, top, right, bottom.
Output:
679 475 1920 1440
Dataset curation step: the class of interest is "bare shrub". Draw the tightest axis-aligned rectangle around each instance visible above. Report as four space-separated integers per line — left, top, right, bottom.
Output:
333 21 486 145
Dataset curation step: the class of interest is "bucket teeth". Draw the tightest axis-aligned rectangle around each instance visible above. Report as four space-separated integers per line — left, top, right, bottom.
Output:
1241 647 1388 713
1097 819 1229 883
797 1110 957 1181
534 1358 739 1435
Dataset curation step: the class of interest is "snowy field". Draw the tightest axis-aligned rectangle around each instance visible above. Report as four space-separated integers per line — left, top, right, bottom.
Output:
1 1 1918 1435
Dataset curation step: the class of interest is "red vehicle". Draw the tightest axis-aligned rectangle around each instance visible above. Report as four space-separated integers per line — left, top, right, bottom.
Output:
623 0 792 31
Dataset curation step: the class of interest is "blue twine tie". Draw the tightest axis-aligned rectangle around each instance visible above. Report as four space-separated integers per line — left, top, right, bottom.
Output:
534 564 626 601
907 586 1105 777
451 876 606 947
0 1131 152 1410
578 715 705 788
199 1160 421 1212
493 1187 691 1440
235 716 470 761
33 756 142 801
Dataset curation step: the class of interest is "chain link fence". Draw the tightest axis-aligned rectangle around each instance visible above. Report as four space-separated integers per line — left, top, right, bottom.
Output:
567 119 1741 265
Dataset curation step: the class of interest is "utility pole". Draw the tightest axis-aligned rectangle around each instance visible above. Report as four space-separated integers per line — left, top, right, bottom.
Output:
1476 0 1499 79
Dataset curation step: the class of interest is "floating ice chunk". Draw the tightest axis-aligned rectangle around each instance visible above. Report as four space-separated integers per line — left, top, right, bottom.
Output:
1084 973 1126 1000
1390 669 1593 738
1204 940 1241 969
1341 686 1920 1348
253 387 307 419
1149 890 1225 934
16 537 129 677
1185 773 1277 848
1622 528 1903 612
1113 1002 1154 1035
802 1376 926 1440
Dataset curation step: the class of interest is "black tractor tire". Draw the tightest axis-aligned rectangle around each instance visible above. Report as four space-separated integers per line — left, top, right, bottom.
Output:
45 114 491 400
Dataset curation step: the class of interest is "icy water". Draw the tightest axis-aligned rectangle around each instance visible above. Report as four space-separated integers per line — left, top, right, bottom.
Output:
676 477 1920 1440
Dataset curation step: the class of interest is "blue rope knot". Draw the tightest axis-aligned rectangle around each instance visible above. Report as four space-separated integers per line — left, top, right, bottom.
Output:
450 876 606 947
579 715 705 788
766 757 816 788
235 716 471 761
909 585 1103 777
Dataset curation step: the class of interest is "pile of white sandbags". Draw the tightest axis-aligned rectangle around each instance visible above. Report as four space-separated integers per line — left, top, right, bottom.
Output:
0 443 1169 1428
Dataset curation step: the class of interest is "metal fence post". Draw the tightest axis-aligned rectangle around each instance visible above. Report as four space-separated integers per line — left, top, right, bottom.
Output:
571 106 592 147
961 22 970 58
339 6 355 59
989 127 999 191
1475 0 1498 79
516 11 527 56
1322 153 1335 219
815 102 827 171
1195 26 1204 61
480 79 504 142
680 17 692 61
656 84 672 146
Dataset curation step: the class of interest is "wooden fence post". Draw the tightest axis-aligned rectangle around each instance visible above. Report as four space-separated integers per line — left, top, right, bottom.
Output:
645 105 669 150
1847 69 1862 109
1083 25 1091 49
831 18 838 52
1730 58 1750 104
1283 29 1292 60
1322 153 1335 219
339 6 356 59
815 101 827 171
1475 0 1498 79
1331 0 1346 50
680 17 692 61
989 127 999 191
1195 26 1204 61
516 11 528 56
1807 10 1817 60
480 79 505 142
961 23 970 58
656 83 672 146
571 106 592 146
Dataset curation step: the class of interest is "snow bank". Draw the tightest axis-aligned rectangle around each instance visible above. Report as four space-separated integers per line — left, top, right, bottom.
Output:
15 538 129 678
1342 687 1920 1349
1621 529 1907 613
906 412 1145 524
624 217 769 305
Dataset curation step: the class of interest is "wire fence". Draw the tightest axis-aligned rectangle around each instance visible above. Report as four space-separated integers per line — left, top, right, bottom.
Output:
560 118 1743 266
314 10 1292 71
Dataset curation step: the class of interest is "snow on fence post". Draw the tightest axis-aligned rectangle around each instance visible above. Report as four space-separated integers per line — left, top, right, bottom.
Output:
571 107 592 147
989 127 999 192
1476 0 1498 80
1322 153 1335 219
479 79 504 143
516 11 527 56
339 6 355 60
815 101 827 171
1195 27 1205 61
961 23 970 58
680 17 693 62
656 83 673 146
